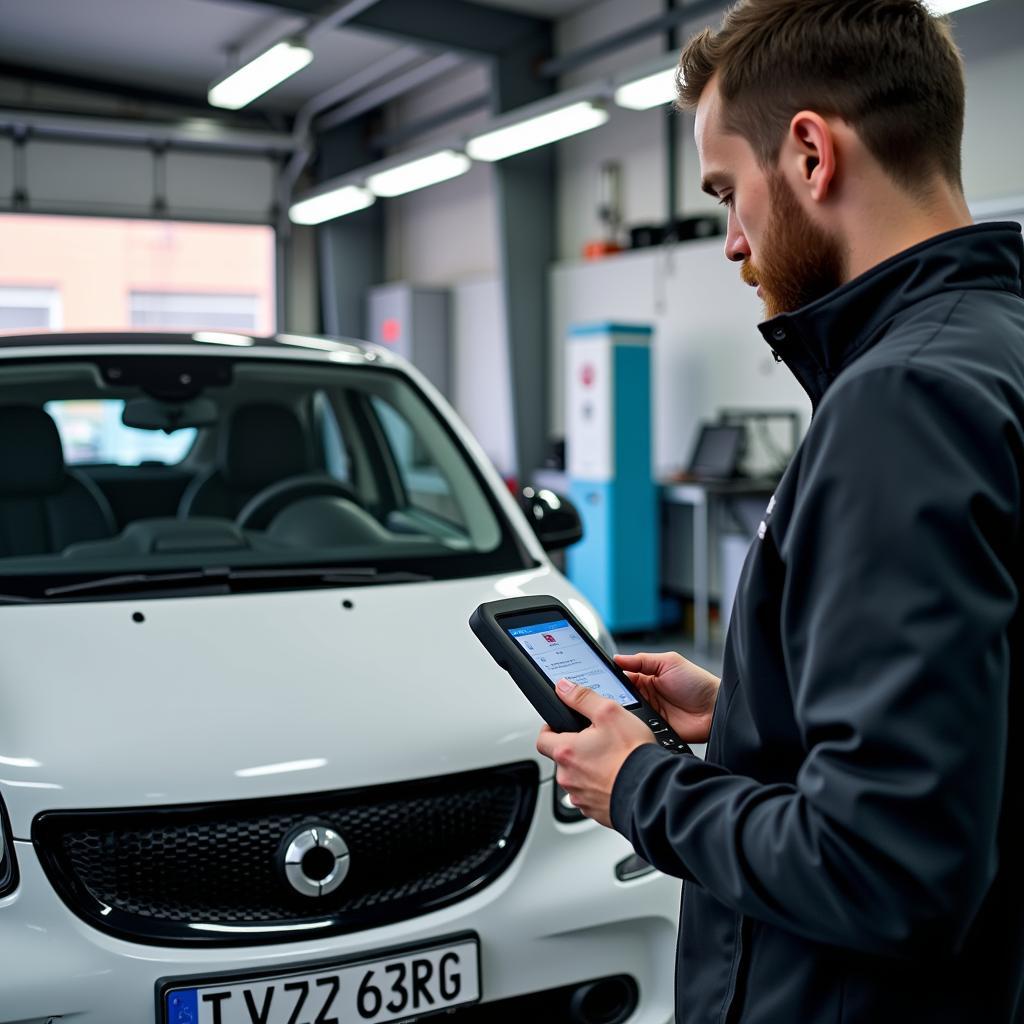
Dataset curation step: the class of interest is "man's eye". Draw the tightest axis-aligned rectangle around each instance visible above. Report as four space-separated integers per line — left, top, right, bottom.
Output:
718 194 734 209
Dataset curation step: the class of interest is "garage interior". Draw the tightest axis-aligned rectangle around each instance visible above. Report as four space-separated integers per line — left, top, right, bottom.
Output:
2 0 1023 657
0 0 1022 1021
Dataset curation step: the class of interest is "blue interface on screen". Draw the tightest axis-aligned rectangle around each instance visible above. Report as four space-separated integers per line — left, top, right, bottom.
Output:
507 619 636 707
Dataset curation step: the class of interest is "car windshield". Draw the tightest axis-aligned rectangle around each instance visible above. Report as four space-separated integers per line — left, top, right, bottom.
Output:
0 348 532 599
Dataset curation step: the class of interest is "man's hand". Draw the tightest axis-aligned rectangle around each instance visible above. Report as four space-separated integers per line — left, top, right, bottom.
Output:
535 678 656 828
614 651 720 744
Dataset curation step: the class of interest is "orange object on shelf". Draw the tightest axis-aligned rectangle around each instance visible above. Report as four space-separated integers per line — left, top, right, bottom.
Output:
582 240 624 261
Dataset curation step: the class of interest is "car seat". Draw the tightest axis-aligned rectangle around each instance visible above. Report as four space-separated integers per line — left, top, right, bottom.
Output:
178 402 312 520
0 405 116 557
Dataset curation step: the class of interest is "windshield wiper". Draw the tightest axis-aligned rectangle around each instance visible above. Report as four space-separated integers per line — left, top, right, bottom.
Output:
44 568 231 598
227 566 432 585
43 565 432 598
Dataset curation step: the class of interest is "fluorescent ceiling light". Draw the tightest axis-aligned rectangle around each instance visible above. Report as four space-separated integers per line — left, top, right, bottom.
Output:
367 149 472 197
615 67 678 111
926 0 991 11
289 184 375 225
208 40 313 111
467 101 609 162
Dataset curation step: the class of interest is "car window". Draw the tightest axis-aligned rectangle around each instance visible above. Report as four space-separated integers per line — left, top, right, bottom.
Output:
44 400 196 466
313 390 352 483
370 395 461 525
0 355 528 598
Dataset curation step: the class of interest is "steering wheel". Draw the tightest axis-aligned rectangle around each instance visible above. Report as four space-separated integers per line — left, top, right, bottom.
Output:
236 474 361 531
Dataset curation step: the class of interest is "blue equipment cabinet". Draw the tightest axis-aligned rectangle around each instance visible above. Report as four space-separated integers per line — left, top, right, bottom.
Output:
565 323 658 632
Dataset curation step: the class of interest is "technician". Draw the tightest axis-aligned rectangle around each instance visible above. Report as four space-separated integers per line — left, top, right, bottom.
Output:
536 2 1024 1020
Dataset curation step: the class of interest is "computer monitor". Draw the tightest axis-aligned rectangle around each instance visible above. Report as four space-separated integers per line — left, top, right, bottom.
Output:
686 423 745 480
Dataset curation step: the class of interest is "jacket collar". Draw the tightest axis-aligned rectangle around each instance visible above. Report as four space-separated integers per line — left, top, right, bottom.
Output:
759 221 1024 406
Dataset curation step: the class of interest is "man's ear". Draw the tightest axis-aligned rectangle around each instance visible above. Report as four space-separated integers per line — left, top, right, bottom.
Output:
787 111 837 203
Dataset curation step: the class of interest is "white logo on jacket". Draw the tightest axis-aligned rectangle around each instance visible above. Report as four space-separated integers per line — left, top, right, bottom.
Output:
757 494 777 542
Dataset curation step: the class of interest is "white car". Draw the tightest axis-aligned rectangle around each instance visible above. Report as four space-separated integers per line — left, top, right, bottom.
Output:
0 331 679 1024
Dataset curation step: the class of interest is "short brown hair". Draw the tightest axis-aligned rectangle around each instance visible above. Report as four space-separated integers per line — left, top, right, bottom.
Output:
677 0 966 191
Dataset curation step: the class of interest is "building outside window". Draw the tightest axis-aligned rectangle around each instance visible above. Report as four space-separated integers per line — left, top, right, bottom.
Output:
0 285 62 330
129 291 259 331
0 215 275 336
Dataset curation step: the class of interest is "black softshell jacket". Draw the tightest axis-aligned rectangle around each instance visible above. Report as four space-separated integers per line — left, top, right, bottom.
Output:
611 223 1024 1023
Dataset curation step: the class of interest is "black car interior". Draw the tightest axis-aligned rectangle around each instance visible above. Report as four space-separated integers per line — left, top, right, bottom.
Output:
0 353 520 585
178 402 314 520
0 405 116 557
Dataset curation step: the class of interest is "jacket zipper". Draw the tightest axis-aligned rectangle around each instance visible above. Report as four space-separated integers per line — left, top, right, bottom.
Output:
721 914 749 1024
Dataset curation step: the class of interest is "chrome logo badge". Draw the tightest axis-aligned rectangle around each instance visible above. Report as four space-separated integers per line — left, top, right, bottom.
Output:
279 824 351 898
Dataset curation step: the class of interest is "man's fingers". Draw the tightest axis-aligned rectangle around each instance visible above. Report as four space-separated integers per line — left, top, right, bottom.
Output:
553 677 613 721
536 725 559 760
615 652 667 676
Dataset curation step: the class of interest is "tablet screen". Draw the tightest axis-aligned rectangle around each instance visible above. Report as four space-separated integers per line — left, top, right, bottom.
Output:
504 616 638 708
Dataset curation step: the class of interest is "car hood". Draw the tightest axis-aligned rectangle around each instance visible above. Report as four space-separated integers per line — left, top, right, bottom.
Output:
0 567 601 836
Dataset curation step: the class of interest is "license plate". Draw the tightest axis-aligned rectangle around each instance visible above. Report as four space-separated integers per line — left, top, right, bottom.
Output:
159 936 480 1024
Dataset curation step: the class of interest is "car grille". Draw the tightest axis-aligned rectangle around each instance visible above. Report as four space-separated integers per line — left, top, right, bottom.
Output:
33 762 537 947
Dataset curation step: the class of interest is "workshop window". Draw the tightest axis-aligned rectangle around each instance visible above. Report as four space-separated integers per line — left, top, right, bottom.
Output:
0 214 275 335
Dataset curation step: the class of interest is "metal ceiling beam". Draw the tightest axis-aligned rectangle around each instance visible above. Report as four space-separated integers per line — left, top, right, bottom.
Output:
490 25 557 484
0 60 249 124
540 0 725 78
315 120 384 339
241 0 549 57
313 53 465 133
304 0 388 42
216 0 387 84
369 95 489 151
0 108 295 155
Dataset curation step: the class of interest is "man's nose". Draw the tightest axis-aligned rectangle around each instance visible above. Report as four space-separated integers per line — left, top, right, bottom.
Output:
724 210 751 263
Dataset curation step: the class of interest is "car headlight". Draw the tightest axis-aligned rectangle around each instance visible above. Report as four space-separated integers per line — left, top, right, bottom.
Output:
0 795 17 898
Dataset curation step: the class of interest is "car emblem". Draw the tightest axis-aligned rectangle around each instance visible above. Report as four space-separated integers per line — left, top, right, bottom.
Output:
278 823 351 898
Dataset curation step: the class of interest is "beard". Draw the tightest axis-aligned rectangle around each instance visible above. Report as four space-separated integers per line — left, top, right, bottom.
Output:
741 172 847 319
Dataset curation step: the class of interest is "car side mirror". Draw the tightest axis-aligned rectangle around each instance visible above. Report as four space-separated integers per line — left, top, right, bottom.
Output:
519 487 583 552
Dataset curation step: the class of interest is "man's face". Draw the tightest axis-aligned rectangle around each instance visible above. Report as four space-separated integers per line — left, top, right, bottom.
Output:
694 81 846 319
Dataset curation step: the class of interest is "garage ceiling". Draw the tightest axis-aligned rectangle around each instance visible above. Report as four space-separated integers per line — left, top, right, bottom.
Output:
0 0 604 119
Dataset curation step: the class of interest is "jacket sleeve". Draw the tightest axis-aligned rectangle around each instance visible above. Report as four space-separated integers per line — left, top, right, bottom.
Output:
610 364 1019 957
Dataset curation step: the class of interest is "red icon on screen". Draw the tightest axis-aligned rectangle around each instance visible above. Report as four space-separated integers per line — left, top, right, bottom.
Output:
543 634 556 644
581 364 595 388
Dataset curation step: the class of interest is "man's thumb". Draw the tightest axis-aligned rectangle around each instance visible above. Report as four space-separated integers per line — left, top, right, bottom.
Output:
555 678 595 718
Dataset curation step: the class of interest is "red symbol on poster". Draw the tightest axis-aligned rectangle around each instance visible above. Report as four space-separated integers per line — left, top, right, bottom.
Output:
381 318 401 344
581 363 596 388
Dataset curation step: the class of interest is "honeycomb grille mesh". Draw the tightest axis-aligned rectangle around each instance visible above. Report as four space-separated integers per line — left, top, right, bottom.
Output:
36 763 536 945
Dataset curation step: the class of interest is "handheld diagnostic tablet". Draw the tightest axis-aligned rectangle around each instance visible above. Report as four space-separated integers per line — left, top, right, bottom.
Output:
470 596 688 753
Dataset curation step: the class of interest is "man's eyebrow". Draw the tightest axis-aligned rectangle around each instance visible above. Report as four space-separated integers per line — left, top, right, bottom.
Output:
701 176 726 198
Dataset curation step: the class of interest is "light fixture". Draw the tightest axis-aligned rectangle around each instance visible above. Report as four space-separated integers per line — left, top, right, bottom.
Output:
926 0 991 12
467 100 609 162
615 66 678 111
288 184 375 225
367 149 472 197
208 40 313 111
